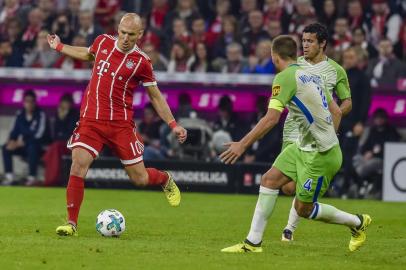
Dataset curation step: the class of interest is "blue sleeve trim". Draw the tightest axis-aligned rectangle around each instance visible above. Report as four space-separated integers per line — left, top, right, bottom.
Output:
292 96 314 124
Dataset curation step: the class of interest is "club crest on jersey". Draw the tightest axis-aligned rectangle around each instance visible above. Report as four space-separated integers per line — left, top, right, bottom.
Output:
101 49 108 54
272 84 281 96
126 59 135 69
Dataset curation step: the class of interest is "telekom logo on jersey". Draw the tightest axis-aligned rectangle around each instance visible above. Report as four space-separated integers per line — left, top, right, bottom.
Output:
96 60 111 76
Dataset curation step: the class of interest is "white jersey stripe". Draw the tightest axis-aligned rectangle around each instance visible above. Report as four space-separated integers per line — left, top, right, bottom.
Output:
109 54 128 120
83 37 106 117
122 57 142 120
95 48 115 119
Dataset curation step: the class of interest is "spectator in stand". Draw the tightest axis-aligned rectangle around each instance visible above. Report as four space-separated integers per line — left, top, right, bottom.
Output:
38 0 55 30
266 19 282 40
239 0 258 33
213 42 247 73
188 42 214 72
394 22 406 60
213 95 245 141
167 41 192 72
368 0 402 46
54 35 90 70
0 0 23 33
331 17 352 61
241 10 270 56
176 92 194 118
142 42 168 71
354 108 401 196
339 47 372 197
21 8 44 48
42 93 79 186
162 17 190 57
189 16 216 50
212 15 240 59
94 0 121 32
164 0 200 34
0 18 25 67
318 0 337 33
1 90 48 186
138 103 165 160
66 0 81 31
51 13 74 44
366 38 406 89
147 0 169 31
263 0 290 33
347 0 367 32
207 0 230 40
242 39 275 74
244 95 282 163
288 0 316 37
138 16 162 50
351 27 378 60
23 30 58 68
78 10 103 47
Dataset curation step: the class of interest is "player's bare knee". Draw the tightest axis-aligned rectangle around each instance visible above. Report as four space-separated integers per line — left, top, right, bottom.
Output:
281 182 296 196
70 160 88 177
295 202 314 218
260 174 279 189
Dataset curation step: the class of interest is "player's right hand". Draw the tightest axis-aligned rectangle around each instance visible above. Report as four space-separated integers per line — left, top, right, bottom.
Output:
47 34 61 50
172 126 187 144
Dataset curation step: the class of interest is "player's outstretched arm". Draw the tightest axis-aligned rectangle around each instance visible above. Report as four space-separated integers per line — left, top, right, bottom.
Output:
220 108 281 164
47 34 94 62
145 85 187 143
339 97 352 116
328 99 342 132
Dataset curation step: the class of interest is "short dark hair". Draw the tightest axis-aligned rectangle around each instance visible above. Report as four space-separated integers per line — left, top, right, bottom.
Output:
373 108 388 120
303 23 329 50
271 35 297 60
60 93 74 104
23 90 36 100
218 95 233 113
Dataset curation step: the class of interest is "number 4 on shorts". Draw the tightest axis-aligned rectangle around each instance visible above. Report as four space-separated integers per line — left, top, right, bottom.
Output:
303 178 312 192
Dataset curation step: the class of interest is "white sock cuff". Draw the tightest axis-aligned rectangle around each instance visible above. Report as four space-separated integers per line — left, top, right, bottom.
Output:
259 186 279 195
309 202 321 219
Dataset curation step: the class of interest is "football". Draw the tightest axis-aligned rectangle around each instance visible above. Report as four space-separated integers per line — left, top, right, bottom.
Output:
96 209 126 237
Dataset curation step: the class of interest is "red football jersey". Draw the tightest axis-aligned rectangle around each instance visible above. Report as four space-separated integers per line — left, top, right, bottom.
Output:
80 34 156 121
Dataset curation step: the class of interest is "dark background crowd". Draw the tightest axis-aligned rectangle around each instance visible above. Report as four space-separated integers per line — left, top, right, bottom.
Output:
0 0 405 199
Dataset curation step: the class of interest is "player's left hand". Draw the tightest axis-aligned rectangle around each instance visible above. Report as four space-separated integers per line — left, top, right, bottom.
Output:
172 126 187 144
220 142 245 164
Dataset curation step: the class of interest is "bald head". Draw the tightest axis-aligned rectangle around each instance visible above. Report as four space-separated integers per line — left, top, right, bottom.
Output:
117 13 144 52
119 13 142 30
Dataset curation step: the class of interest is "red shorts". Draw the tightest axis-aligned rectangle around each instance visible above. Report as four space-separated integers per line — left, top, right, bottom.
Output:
67 118 145 166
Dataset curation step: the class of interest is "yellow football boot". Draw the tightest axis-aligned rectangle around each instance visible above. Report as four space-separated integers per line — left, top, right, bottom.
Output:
56 223 78 236
349 214 372 251
163 171 181 207
221 241 263 253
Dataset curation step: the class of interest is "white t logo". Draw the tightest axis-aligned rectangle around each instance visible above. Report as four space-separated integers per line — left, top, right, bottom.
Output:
97 60 110 76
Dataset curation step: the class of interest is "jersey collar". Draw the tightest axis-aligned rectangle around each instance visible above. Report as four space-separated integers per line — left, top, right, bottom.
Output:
114 40 137 54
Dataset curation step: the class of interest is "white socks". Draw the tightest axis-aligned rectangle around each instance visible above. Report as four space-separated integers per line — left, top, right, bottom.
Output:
285 197 300 232
246 186 279 245
309 202 361 228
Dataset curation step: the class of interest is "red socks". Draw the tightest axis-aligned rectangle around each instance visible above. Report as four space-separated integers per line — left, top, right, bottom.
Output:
146 168 169 186
66 175 84 226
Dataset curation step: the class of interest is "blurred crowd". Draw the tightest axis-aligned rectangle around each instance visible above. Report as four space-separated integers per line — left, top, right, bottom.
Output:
1 89 403 200
1 0 406 88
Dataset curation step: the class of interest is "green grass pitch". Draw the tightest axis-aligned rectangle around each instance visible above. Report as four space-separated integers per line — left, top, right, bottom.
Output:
0 187 405 270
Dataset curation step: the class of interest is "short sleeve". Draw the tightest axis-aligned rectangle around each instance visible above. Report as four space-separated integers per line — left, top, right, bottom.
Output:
138 58 157 87
269 68 297 107
88 35 105 56
335 65 351 100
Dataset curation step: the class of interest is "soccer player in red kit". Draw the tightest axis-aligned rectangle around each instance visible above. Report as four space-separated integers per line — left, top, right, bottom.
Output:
47 13 188 236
